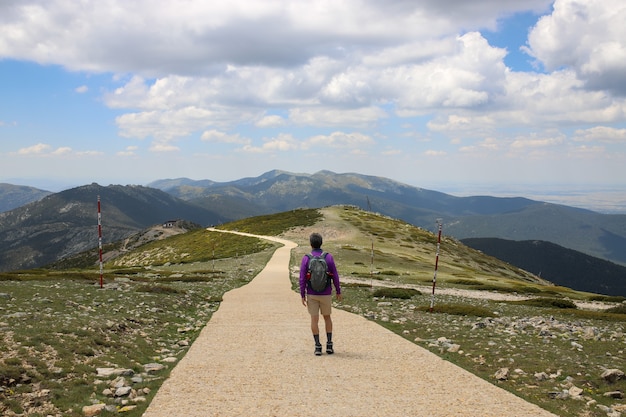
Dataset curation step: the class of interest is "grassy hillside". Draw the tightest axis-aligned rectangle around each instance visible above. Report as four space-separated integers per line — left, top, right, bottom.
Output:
2 205 626 417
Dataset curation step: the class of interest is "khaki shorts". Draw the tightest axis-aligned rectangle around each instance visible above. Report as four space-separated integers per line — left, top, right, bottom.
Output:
307 294 332 316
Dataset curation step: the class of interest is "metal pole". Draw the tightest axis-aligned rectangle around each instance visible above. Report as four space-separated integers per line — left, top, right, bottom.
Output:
429 220 442 312
98 196 103 289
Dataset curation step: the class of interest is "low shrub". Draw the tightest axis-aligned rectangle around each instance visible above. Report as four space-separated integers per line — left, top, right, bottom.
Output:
372 287 420 299
605 304 626 315
515 297 577 309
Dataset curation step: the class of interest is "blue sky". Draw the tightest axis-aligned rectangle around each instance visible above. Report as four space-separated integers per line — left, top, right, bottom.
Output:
1 0 625 211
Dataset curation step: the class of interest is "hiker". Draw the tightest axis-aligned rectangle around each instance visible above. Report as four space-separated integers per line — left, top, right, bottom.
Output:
300 232 342 356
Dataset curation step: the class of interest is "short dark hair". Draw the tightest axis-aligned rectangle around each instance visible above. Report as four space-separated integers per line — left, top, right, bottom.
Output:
309 233 323 249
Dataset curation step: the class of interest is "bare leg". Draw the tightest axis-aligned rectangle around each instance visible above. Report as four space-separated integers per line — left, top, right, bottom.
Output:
310 315 320 336
323 315 332 334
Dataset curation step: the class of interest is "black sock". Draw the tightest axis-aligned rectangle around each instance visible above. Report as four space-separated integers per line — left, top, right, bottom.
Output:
313 334 320 345
327 332 332 343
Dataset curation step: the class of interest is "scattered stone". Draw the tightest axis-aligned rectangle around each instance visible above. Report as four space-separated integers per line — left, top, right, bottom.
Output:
114 386 132 397
447 344 461 353
162 356 178 363
602 369 625 384
377 302 392 307
494 368 509 381
571 341 583 350
110 376 127 389
144 362 166 373
569 386 583 397
96 368 134 377
604 391 624 399
82 403 106 416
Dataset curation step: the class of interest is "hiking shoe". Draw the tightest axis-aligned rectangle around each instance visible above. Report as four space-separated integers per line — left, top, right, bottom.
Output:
326 342 334 354
315 344 322 356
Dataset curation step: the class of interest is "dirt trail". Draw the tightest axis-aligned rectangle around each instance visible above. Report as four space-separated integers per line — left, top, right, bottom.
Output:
143 230 558 417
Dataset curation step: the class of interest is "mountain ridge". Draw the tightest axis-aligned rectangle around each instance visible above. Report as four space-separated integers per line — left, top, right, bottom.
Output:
0 183 223 271
1 171 625 280
148 170 625 266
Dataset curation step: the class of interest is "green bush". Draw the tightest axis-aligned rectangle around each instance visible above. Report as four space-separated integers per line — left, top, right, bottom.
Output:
605 304 626 315
516 297 577 309
372 287 420 299
588 295 626 303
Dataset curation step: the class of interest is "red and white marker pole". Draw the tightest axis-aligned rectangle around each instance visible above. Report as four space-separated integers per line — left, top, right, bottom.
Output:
429 220 442 312
98 196 103 288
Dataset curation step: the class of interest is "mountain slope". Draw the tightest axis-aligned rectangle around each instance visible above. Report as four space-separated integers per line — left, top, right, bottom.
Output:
0 183 52 212
462 238 626 296
149 170 626 266
0 183 223 271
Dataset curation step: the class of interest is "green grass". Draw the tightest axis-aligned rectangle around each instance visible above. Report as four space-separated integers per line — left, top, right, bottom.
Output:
4 205 626 417
0 230 277 417
217 207 322 235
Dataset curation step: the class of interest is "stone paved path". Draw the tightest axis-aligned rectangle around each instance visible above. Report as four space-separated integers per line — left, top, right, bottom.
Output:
143 231 558 417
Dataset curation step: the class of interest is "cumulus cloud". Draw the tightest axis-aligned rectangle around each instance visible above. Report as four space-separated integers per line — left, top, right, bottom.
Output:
573 126 626 143
149 142 180 152
255 115 286 128
201 130 249 145
18 143 51 155
241 133 299 153
1 0 625 185
306 131 375 149
525 0 626 95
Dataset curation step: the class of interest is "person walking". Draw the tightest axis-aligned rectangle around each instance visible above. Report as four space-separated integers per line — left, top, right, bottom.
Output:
300 232 342 356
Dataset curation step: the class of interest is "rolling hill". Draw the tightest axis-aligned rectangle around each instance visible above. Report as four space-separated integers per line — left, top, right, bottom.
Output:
0 183 222 271
0 183 51 212
462 238 626 296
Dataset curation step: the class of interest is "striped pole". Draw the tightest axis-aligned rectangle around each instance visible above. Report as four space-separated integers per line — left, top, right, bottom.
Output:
429 220 442 312
370 240 374 287
98 196 103 288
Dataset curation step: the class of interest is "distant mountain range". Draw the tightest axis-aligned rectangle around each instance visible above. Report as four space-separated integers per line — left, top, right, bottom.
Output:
0 183 52 212
462 238 626 297
147 170 626 266
0 183 224 271
1 170 625 294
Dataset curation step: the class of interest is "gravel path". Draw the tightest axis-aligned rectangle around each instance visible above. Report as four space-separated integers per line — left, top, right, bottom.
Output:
143 231 558 417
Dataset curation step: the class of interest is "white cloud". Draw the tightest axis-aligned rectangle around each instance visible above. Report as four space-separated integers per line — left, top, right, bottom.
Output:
525 0 626 95
290 107 386 128
117 146 138 156
241 133 299 153
149 142 180 152
255 115 286 128
51 147 73 155
573 126 626 144
201 129 249 145
306 131 375 149
510 132 565 150
18 143 51 155
1 0 626 191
